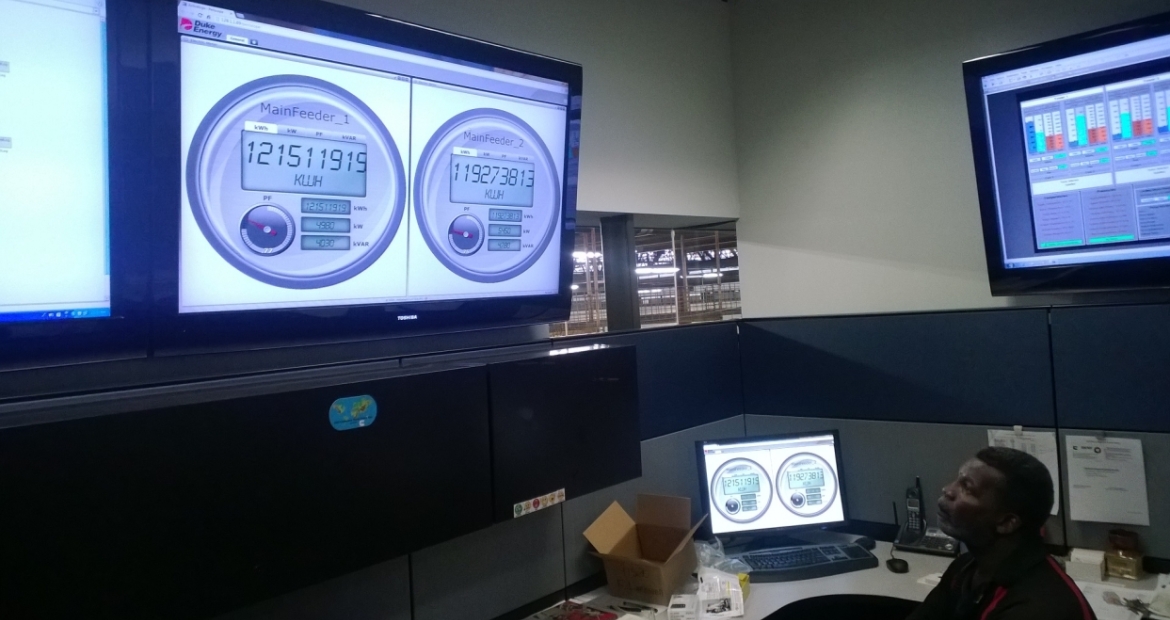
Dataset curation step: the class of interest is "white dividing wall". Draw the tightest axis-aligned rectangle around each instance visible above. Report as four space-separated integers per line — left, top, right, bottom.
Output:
331 0 740 220
731 0 1170 317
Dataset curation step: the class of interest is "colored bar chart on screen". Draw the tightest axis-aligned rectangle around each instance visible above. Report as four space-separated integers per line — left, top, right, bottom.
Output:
1048 111 1065 150
1022 90 1107 155
1064 108 1079 147
1095 103 1109 144
1025 116 1046 154
1073 109 1089 147
1121 98 1134 139
1159 90 1170 134
1142 94 1154 136
1131 94 1154 137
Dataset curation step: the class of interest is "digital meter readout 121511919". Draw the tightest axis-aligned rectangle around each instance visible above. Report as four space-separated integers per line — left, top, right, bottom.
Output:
186 75 406 289
710 458 774 524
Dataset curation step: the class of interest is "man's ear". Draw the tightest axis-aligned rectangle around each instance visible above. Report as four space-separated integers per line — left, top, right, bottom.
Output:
996 512 1022 536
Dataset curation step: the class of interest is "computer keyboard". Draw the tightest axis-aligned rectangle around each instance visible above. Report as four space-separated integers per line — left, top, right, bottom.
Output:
738 543 879 582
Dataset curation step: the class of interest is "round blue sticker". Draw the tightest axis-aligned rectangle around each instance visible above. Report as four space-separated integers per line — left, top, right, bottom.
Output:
329 395 378 431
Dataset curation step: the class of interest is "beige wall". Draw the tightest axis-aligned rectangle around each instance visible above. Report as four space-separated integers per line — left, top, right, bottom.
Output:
731 0 1170 318
331 0 740 220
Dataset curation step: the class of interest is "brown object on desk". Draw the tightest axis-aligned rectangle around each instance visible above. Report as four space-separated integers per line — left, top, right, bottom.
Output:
1105 529 1144 580
583 494 706 606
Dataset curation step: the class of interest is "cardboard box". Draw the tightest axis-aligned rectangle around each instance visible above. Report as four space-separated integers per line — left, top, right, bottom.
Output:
583 494 706 606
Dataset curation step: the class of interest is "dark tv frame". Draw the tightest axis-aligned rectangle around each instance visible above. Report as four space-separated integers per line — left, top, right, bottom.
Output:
964 11 1170 296
148 0 580 354
694 429 852 542
0 0 151 372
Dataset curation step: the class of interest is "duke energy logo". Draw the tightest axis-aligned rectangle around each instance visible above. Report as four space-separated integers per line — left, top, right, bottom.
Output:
179 17 223 38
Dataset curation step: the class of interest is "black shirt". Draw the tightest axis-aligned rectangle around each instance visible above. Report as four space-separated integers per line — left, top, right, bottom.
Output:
907 538 1097 620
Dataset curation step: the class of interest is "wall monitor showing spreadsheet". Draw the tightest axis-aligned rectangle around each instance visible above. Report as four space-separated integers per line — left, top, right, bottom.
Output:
965 11 1170 294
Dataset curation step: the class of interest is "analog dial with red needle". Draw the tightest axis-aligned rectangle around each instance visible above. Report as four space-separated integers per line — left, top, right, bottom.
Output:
448 214 484 256
240 204 295 255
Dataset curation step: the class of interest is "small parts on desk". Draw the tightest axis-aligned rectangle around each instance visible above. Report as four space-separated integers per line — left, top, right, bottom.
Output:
917 572 944 587
530 602 618 620
1151 574 1170 618
582 594 665 620
697 567 745 618
667 595 698 620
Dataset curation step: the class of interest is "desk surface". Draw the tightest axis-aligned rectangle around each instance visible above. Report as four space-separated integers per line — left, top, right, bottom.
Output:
740 541 953 620
579 542 956 620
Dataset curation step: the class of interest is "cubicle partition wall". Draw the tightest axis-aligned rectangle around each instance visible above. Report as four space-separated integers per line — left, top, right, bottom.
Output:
738 310 1065 546
3 306 1170 620
737 306 1170 560
1050 305 1170 557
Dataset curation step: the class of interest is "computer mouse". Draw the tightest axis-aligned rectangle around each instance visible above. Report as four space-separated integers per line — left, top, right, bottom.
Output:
887 558 910 574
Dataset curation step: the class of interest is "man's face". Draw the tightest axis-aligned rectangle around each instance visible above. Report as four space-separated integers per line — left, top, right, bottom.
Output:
937 458 1017 547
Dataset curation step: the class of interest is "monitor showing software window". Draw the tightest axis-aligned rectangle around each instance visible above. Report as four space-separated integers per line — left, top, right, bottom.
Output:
699 432 847 537
965 12 1170 293
177 1 568 314
0 0 111 323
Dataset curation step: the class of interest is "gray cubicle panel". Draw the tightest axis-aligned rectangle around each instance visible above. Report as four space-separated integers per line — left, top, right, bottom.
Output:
213 557 411 620
1051 304 1170 433
575 321 745 440
1059 428 1170 559
0 365 493 620
745 416 1066 548
740 310 1055 427
411 504 567 620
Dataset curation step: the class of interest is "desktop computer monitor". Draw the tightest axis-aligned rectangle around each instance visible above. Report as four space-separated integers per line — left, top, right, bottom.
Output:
697 431 849 539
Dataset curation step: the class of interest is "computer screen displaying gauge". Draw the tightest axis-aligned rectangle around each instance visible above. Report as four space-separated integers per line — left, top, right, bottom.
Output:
178 1 569 313
700 432 847 536
414 109 561 283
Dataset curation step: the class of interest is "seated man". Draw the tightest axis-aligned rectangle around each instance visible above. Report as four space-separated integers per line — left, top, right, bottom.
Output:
908 447 1095 620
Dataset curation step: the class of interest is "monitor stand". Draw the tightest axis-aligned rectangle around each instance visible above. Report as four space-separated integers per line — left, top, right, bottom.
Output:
721 528 867 555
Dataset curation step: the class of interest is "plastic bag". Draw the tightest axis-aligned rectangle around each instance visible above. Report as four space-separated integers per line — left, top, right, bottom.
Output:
695 538 752 575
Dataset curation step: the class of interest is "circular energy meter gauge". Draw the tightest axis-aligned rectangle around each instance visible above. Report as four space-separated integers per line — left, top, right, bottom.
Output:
709 458 773 524
186 75 406 289
776 453 839 518
414 109 560 282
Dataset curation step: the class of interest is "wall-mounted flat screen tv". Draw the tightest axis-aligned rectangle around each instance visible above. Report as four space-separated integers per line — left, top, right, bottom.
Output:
151 0 580 351
965 11 1170 295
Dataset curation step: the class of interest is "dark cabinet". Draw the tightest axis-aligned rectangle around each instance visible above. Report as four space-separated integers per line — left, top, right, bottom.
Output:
0 365 492 620
488 345 642 521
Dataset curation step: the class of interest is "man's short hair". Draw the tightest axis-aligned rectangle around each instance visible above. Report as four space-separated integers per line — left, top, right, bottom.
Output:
975 447 1053 535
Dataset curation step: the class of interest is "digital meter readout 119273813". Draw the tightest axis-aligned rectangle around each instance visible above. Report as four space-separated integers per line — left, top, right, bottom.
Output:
414 109 561 283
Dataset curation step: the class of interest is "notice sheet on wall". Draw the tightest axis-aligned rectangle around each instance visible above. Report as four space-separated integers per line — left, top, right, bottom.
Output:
1066 435 1150 526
